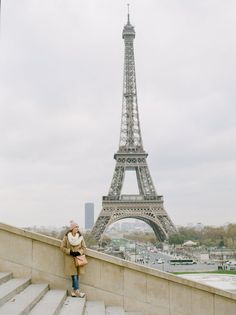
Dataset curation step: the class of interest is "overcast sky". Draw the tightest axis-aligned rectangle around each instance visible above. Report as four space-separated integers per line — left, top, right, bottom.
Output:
0 0 236 229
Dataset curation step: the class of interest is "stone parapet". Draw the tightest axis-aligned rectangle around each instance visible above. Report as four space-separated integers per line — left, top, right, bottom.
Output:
0 222 235 315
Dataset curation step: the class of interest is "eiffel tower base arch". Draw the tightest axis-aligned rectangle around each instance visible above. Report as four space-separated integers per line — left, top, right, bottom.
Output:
91 198 176 242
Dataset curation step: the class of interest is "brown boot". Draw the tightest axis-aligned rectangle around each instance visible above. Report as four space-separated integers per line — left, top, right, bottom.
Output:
75 290 85 298
71 289 76 297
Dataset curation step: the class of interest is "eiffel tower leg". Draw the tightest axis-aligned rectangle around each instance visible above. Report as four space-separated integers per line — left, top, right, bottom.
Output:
108 165 125 198
138 166 156 195
90 213 111 241
140 218 166 242
135 167 145 195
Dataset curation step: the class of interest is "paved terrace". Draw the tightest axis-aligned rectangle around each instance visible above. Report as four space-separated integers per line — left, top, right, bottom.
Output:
179 273 236 294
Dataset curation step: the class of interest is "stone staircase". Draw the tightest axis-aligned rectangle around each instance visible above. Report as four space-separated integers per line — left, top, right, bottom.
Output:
0 272 143 315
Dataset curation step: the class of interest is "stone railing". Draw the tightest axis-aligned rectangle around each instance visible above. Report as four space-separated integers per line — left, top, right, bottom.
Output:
0 222 236 315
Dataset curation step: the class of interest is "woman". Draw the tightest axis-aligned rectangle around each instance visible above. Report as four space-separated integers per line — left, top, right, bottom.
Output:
60 220 87 297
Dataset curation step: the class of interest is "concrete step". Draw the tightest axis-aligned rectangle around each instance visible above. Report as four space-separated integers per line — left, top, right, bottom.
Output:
85 300 106 315
29 289 67 315
106 306 125 315
107 308 143 315
0 283 49 315
0 272 12 285
0 278 31 307
59 296 86 315
0 271 143 315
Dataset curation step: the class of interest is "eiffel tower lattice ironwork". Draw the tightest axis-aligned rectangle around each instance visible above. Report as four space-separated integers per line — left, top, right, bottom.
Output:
91 12 176 241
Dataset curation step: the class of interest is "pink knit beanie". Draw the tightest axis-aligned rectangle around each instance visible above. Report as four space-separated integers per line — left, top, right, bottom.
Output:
69 220 79 230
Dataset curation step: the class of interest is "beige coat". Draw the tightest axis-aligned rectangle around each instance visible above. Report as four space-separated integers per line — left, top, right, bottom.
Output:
60 232 87 276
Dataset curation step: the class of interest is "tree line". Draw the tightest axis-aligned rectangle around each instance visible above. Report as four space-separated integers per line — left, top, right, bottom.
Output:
169 224 236 248
25 223 236 249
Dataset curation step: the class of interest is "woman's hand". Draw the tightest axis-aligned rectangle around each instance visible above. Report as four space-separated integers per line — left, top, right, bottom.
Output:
70 250 81 257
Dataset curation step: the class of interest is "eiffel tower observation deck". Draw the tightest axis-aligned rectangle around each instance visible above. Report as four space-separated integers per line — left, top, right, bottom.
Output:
91 10 176 242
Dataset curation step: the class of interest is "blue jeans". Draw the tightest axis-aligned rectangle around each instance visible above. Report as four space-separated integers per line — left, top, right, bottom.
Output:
71 275 79 290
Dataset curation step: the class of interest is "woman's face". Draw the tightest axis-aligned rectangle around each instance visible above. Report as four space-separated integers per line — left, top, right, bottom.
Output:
72 226 79 234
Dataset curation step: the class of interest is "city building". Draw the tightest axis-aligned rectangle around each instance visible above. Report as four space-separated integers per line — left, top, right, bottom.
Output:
84 202 94 230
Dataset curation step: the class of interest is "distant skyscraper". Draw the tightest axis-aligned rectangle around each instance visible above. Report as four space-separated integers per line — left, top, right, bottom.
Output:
85 202 94 230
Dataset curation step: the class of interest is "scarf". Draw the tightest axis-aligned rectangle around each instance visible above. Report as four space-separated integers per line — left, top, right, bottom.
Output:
67 232 83 246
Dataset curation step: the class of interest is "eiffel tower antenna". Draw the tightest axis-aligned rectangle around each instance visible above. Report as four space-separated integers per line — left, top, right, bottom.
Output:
91 10 176 242
127 3 130 24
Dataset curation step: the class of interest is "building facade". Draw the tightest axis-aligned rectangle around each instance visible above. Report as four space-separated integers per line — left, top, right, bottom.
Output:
85 202 94 230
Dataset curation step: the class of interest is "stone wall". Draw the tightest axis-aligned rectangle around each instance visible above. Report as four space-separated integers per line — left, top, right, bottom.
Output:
0 222 235 315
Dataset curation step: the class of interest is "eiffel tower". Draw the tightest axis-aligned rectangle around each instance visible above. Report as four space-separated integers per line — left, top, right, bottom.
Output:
91 11 176 242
